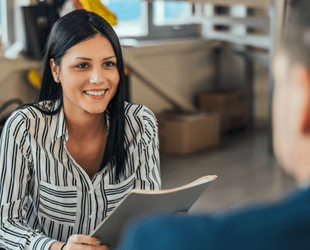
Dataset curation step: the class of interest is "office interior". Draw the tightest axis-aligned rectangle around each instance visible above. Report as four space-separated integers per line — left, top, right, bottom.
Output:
0 0 295 213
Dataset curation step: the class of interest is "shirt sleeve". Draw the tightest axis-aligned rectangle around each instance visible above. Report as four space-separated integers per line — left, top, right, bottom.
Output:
134 107 161 191
0 114 56 250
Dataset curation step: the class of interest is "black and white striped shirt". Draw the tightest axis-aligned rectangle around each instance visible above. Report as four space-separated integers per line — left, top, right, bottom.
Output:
0 101 160 250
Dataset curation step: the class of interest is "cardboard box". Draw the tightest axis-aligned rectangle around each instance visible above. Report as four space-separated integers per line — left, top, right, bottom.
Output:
157 112 220 155
197 89 247 133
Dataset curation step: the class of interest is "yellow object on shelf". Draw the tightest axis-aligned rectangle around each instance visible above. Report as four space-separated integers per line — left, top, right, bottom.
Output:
27 68 41 90
78 0 117 26
124 66 130 76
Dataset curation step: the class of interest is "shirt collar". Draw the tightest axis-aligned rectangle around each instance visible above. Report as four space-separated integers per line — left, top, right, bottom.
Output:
51 103 111 142
52 103 68 142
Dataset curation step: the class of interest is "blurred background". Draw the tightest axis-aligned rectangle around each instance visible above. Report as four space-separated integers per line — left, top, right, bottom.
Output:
0 0 294 213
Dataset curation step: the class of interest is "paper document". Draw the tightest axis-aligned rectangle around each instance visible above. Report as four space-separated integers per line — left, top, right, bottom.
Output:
90 175 217 250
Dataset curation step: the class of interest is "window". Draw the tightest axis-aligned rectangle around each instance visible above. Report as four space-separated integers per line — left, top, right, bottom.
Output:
153 1 192 25
101 0 199 39
102 0 141 21
101 0 148 37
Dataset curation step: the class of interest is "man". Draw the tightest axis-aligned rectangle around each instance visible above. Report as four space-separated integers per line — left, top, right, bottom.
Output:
117 1 310 249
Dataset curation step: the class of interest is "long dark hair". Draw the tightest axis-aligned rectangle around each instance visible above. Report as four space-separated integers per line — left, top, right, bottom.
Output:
37 9 126 181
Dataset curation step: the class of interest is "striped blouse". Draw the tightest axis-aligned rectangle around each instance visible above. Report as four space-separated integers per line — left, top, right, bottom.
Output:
0 101 161 250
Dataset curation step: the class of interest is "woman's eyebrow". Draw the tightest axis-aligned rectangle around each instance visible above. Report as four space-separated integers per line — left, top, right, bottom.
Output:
103 56 116 61
74 56 116 61
74 57 92 61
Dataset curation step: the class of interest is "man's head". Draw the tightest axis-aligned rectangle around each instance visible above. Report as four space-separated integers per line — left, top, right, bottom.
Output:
273 0 310 183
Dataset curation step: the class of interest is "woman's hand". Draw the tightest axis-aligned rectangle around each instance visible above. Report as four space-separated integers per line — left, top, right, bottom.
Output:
64 235 107 250
50 235 107 250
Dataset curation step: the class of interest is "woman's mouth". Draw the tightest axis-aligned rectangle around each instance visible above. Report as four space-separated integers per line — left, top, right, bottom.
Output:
84 90 106 96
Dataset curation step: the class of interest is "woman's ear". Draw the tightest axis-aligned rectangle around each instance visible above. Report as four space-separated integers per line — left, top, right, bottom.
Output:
50 58 60 83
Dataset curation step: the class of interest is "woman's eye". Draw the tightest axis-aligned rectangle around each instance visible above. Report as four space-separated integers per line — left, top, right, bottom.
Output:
104 61 116 68
76 63 89 69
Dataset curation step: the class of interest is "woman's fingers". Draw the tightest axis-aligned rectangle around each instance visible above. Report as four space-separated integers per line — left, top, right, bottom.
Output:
69 234 101 246
66 234 108 249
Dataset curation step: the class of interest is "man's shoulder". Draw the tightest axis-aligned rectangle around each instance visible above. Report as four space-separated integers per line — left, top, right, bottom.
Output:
206 186 310 245
118 187 310 250
221 186 310 219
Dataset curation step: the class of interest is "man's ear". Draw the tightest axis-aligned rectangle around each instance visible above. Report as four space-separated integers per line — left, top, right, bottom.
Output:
292 64 310 134
50 58 60 83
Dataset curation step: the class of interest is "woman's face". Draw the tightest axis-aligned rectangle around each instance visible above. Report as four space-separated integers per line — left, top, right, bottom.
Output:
50 34 120 117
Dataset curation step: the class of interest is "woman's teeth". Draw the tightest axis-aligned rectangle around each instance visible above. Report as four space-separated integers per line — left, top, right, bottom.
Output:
85 90 106 96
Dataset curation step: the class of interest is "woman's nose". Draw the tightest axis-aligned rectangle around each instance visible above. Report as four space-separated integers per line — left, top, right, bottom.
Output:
89 67 104 85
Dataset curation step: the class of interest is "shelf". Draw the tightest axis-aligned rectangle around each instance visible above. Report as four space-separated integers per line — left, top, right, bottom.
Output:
205 32 270 49
204 16 269 28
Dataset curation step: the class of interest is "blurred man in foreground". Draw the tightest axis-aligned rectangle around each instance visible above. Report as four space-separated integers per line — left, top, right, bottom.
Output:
117 1 310 249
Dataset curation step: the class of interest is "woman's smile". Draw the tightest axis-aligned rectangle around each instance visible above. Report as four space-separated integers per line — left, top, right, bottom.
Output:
84 90 106 96
84 89 107 97
51 34 119 116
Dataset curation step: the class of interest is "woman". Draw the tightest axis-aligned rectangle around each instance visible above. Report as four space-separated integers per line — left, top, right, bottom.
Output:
0 9 160 250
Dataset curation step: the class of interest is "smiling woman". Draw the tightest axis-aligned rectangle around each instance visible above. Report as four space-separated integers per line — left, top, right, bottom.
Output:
0 9 160 250
51 35 120 117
